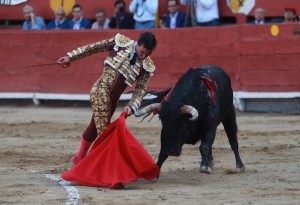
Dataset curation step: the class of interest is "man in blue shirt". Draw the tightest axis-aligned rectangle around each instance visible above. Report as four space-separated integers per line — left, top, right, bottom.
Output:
22 5 45 30
47 7 69 30
68 4 91 30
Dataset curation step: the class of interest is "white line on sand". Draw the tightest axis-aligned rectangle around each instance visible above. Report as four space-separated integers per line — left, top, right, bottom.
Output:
45 174 80 205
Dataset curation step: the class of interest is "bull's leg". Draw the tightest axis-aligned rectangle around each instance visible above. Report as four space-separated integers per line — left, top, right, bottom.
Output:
199 128 217 174
222 105 245 170
156 150 169 170
208 147 214 168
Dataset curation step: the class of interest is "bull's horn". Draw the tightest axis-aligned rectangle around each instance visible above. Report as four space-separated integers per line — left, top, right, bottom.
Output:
181 105 198 121
135 103 161 117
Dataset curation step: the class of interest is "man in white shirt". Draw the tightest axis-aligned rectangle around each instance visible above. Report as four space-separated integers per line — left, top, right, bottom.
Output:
129 0 158 29
181 0 220 27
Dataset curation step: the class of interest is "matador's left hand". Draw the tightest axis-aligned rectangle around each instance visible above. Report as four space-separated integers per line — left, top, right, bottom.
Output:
123 106 132 116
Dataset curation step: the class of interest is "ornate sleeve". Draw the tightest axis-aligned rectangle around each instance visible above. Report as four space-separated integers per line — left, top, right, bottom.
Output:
127 71 152 113
67 36 116 61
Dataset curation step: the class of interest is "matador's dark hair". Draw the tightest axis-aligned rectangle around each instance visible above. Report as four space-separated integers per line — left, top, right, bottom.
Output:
137 32 157 50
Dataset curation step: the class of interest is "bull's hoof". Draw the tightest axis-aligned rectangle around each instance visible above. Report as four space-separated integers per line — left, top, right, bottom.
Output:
200 165 212 174
237 166 246 173
225 167 246 174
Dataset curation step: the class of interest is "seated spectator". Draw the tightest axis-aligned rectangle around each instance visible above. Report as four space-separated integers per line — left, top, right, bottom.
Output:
46 7 69 30
161 0 191 28
249 7 267 25
91 9 110 30
22 5 45 30
283 7 297 23
180 0 220 27
109 0 135 29
68 4 91 30
129 0 158 29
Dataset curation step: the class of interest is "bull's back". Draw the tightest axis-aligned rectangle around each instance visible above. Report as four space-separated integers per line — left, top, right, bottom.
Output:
195 65 234 114
196 65 231 89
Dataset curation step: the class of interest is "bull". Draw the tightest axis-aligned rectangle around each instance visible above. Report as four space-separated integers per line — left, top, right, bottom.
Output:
135 65 245 174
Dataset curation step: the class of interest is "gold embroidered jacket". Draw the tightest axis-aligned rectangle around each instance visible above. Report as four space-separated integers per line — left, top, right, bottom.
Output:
67 33 155 113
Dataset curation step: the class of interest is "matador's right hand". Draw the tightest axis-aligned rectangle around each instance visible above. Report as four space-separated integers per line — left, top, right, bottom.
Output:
57 56 70 68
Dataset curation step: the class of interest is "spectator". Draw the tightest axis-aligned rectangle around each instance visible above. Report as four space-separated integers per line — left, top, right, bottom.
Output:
161 0 191 28
249 7 267 25
283 7 297 23
91 9 110 30
129 0 158 29
68 4 91 30
180 0 219 27
46 7 69 30
22 5 45 30
109 0 135 29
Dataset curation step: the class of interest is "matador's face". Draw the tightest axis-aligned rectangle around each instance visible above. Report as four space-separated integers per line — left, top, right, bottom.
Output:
135 44 154 60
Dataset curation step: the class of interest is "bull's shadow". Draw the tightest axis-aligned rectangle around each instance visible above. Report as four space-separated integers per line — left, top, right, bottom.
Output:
135 65 245 174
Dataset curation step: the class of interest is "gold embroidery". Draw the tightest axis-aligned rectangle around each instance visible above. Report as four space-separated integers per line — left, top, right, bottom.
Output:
115 33 134 48
143 57 155 72
128 71 152 111
90 69 118 134
68 37 115 61
68 34 155 132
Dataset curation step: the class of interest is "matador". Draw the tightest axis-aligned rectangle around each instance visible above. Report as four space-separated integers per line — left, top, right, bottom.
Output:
57 32 157 164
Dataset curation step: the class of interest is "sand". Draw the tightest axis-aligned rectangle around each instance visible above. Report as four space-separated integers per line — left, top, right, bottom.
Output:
0 105 299 205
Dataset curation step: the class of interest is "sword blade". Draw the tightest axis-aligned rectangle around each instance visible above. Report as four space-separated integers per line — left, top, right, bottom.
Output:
0 63 58 73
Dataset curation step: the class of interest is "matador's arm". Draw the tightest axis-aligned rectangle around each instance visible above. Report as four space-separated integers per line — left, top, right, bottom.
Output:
127 71 152 113
67 36 116 61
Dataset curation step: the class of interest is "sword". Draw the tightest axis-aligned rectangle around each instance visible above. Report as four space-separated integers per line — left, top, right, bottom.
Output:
0 63 59 73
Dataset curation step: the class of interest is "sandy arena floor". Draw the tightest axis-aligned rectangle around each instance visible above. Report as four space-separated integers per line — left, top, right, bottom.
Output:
0 105 300 205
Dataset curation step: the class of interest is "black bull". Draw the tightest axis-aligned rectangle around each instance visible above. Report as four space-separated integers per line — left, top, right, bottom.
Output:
135 65 245 174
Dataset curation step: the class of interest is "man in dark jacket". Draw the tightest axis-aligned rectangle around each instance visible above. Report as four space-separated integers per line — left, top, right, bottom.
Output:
68 4 91 30
161 0 191 28
109 0 135 29
248 7 268 25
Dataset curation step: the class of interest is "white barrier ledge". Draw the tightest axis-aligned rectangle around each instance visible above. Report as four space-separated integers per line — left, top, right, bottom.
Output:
0 92 156 105
1 92 299 111
233 92 300 111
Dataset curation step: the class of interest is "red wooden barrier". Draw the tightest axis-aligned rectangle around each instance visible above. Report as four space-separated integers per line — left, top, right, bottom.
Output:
0 24 299 95
1 0 300 23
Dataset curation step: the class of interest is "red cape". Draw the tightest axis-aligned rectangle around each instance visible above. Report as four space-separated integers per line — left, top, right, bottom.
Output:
62 112 160 188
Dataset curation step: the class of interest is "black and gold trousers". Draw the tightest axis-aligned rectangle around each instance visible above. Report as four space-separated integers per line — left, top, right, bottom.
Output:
89 67 127 137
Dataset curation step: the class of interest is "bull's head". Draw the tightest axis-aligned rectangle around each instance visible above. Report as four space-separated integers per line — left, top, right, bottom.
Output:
135 103 199 157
